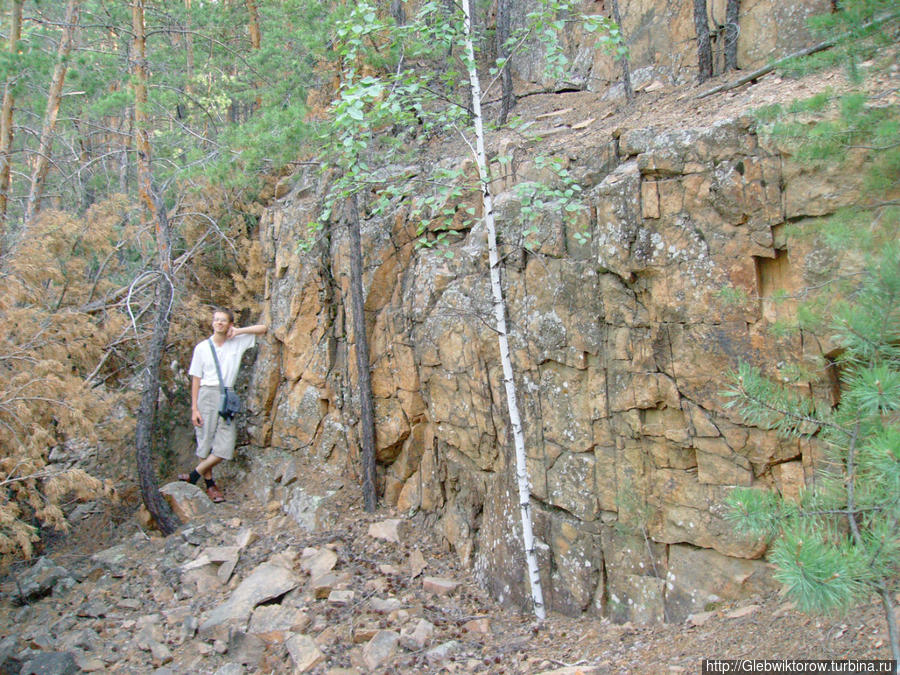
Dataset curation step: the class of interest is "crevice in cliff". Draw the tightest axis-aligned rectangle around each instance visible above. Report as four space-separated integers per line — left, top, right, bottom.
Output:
661 322 682 398
322 217 360 481
598 553 610 617
661 543 673 622
764 454 803 468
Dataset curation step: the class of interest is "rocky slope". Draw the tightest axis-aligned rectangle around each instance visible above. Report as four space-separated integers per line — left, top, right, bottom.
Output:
0 469 895 674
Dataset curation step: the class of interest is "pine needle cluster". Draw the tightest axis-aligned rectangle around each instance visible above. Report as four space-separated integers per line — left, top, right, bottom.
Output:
726 245 899 638
724 2 899 657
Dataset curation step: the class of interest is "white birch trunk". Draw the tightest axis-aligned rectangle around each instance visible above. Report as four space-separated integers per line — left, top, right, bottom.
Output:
460 0 546 621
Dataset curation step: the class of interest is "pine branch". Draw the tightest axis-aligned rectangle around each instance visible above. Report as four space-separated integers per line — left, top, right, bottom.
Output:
729 369 848 437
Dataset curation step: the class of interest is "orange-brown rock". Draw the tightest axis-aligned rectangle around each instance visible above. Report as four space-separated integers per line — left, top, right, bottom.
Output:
250 106 872 624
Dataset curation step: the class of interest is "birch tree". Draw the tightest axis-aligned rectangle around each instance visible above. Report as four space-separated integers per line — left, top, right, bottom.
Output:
433 0 622 621
315 0 623 618
459 0 546 619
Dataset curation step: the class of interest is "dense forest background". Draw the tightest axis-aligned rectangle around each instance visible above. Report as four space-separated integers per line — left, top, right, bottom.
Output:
0 0 333 559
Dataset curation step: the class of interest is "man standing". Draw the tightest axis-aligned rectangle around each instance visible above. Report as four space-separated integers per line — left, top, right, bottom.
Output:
179 308 267 502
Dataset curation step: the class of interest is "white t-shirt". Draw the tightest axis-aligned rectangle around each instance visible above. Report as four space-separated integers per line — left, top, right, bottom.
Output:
188 333 256 388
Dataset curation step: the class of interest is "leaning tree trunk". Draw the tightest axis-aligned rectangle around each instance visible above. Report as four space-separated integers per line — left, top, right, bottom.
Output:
132 0 180 535
610 0 634 101
348 193 378 513
496 0 514 125
0 0 23 236
461 0 546 621
693 0 713 82
134 273 182 535
724 0 741 71
25 0 80 225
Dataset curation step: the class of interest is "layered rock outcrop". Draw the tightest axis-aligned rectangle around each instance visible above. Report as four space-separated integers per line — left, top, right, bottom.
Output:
510 0 830 92
246 103 865 624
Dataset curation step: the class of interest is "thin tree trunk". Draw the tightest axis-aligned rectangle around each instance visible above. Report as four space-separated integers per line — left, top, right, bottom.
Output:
135 273 182 536
496 0 514 125
348 193 378 513
246 0 261 49
133 1 169 270
878 582 900 666
461 0 545 621
610 0 634 101
693 0 713 82
75 118 94 210
0 0 23 235
25 0 80 225
245 0 261 112
184 0 195 102
724 0 741 71
119 114 130 193
131 0 180 535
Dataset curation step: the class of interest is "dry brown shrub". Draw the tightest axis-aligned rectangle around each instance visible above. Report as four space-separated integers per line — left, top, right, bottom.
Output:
0 187 263 565
0 199 141 561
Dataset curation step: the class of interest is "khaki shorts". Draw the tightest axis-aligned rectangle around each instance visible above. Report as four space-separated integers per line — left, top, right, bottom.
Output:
195 386 237 460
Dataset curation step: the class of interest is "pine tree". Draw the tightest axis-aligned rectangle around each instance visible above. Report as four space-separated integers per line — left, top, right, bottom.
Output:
693 0 713 82
725 247 900 662
724 1 899 660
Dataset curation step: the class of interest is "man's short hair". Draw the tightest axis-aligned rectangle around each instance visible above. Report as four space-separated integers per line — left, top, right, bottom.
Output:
213 307 235 324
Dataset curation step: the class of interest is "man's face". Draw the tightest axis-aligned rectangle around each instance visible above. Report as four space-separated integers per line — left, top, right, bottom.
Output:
212 312 232 334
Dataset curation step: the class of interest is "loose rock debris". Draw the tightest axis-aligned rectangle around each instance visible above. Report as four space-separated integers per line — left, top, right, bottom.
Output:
1 473 894 674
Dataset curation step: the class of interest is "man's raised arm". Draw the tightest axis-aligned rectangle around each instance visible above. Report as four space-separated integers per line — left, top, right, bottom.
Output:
228 323 267 338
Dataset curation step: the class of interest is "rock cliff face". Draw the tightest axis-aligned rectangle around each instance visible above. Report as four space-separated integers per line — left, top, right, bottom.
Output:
245 98 867 624
509 0 829 93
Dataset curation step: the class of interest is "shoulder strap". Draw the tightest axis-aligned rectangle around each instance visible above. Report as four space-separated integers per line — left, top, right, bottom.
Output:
208 338 226 394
